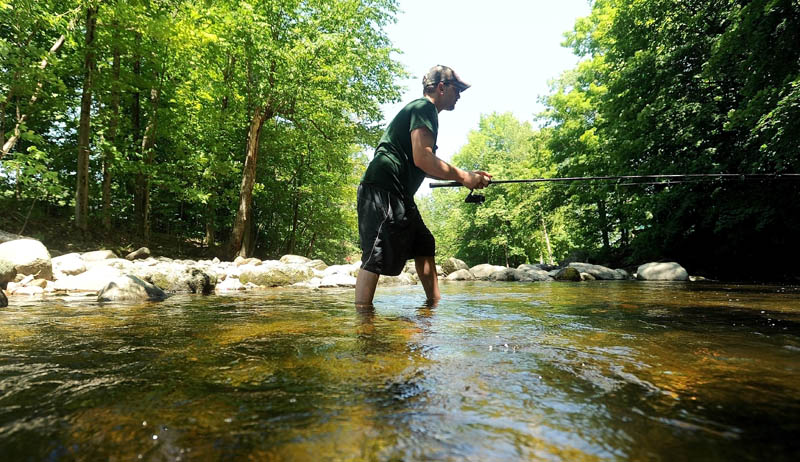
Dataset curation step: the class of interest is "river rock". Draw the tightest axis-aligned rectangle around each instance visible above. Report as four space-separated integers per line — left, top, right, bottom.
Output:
470 264 507 280
489 268 516 281
97 275 168 302
52 253 86 278
216 277 244 292
240 261 314 287
14 286 44 296
441 257 469 276
140 264 217 294
554 267 582 281
0 259 16 288
0 230 27 243
306 259 328 271
81 250 118 262
125 247 151 260
0 239 53 280
636 262 689 281
568 262 626 280
513 266 552 282
446 269 475 281
319 273 357 288
0 290 6 306
322 263 361 278
378 272 416 285
280 254 310 265
54 266 124 292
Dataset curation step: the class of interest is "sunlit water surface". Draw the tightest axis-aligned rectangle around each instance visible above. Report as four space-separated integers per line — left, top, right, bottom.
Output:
1 281 799 461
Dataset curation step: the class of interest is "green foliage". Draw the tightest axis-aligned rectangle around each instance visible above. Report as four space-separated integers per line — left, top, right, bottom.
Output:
0 0 402 263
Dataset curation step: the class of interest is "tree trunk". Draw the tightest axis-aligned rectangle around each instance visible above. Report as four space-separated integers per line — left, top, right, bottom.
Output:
75 6 97 232
541 214 554 265
102 41 121 231
1 34 67 159
597 199 610 251
229 106 271 258
131 43 144 233
141 85 161 243
204 200 215 247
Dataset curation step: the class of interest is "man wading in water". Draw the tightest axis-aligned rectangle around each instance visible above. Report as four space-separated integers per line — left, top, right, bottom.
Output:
355 65 492 306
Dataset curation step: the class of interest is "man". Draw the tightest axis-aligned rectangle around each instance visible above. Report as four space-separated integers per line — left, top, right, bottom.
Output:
355 65 492 306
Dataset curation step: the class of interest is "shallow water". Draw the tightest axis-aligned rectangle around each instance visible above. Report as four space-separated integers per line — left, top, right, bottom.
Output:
1 281 799 461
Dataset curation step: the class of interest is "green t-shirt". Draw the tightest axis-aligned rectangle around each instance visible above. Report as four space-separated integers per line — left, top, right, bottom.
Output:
362 98 438 199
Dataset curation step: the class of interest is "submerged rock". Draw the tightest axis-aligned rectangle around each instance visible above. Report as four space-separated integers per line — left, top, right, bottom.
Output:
97 275 168 302
0 239 53 280
636 262 689 281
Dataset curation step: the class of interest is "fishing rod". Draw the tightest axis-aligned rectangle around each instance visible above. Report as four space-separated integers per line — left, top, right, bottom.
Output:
429 173 800 204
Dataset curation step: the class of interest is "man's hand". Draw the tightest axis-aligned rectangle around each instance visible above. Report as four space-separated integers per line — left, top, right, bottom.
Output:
462 170 492 189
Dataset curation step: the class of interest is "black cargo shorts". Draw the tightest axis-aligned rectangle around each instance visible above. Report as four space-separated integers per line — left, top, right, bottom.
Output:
357 184 435 276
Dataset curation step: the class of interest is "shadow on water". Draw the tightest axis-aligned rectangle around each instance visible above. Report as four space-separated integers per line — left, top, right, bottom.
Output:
0 282 799 461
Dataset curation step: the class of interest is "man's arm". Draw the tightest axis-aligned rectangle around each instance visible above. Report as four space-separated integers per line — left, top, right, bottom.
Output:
411 127 491 189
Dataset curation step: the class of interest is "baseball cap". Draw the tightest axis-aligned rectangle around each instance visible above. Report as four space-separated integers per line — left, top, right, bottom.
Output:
422 65 471 91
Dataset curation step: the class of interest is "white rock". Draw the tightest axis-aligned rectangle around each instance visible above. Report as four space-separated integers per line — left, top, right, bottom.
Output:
280 254 311 265
52 253 87 277
319 273 357 288
81 250 118 262
216 277 245 292
470 264 507 280
0 239 53 280
53 266 123 292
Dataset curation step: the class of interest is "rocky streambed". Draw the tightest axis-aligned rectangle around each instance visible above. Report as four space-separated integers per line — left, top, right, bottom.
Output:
0 237 691 306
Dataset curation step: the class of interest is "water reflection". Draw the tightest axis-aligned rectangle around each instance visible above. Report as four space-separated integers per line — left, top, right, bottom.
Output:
0 283 798 460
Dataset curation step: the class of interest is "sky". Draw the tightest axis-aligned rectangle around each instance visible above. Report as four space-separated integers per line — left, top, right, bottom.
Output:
379 0 593 192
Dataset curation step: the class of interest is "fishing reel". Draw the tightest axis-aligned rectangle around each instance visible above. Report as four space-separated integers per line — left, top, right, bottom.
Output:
464 190 485 204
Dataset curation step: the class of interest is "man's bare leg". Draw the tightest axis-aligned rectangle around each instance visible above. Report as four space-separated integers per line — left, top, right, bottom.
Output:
415 256 440 304
355 268 380 306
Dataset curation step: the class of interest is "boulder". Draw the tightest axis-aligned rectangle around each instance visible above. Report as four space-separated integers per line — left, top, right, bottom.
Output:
0 259 16 288
322 263 361 278
470 264 507 280
54 266 123 292
568 262 626 280
97 275 168 302
441 257 469 276
216 277 245 292
240 262 314 287
52 253 87 278
81 250 118 262
513 267 552 282
378 272 416 285
125 247 151 261
445 269 475 281
280 254 310 265
0 229 27 244
580 272 596 281
636 262 689 281
488 268 516 281
305 259 328 271
139 264 217 294
319 273 357 288
0 239 53 280
554 267 582 281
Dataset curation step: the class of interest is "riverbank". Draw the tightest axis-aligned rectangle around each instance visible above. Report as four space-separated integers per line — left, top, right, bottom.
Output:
1 229 699 306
